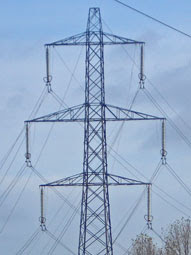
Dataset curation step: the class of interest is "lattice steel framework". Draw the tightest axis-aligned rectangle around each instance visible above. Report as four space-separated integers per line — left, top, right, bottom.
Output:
26 8 164 255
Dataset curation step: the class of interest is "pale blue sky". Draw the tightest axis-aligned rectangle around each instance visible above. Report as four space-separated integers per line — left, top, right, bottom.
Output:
1 1 191 40
1 1 191 254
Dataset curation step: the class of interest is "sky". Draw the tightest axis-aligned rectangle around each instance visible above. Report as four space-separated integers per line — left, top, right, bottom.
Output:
1 0 191 254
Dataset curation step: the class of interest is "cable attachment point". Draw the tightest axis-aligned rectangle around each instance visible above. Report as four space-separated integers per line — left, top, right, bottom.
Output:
25 152 31 167
39 216 47 231
25 123 32 167
43 76 52 93
144 184 153 229
39 187 47 231
161 119 167 164
138 73 146 89
139 44 146 89
44 46 52 93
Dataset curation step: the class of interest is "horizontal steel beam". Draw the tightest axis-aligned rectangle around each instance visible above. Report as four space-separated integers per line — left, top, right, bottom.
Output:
25 103 165 123
26 117 164 123
45 32 144 47
39 173 151 187
40 182 149 187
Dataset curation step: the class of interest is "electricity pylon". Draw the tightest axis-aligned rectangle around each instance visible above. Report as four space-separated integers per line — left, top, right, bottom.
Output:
25 7 164 255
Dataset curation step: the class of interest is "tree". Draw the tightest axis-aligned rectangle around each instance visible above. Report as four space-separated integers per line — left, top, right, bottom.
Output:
129 233 162 255
163 218 191 255
128 218 191 255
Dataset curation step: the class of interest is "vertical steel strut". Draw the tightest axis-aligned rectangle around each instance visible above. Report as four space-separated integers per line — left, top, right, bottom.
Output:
78 8 113 255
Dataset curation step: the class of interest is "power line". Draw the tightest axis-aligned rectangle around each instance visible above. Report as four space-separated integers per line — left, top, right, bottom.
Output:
0 135 25 186
0 127 24 174
31 166 80 214
113 188 146 243
47 202 80 255
109 149 191 216
47 15 191 222
0 170 33 234
151 228 166 243
113 0 191 39
143 88 191 148
15 227 41 255
0 164 26 207
10 8 191 253
146 78 191 133
46 230 76 255
0 87 47 183
152 189 190 218
103 14 191 153
166 163 191 197
122 225 148 255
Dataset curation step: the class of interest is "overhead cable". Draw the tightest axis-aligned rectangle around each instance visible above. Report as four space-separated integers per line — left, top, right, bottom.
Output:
152 189 189 218
39 189 80 253
103 16 191 138
114 0 191 39
0 163 26 207
0 136 25 186
15 227 41 255
110 150 191 215
113 161 162 244
154 176 191 213
47 203 80 255
46 230 76 255
113 188 146 243
53 46 84 94
0 87 47 182
151 227 166 243
143 88 191 148
122 225 148 255
166 163 191 197
147 77 191 132
31 167 79 213
0 127 24 174
0 171 33 234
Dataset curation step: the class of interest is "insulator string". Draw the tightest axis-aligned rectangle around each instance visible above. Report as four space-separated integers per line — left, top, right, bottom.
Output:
25 123 31 167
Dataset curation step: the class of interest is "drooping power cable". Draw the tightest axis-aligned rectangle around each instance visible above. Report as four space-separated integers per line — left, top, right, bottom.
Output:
113 0 191 39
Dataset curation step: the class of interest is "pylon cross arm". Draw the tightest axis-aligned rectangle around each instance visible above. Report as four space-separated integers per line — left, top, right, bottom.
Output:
25 103 165 123
25 104 85 123
105 104 165 121
103 32 144 45
45 31 144 47
40 173 150 187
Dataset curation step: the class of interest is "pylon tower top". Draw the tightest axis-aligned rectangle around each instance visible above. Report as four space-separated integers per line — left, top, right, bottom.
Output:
87 8 102 32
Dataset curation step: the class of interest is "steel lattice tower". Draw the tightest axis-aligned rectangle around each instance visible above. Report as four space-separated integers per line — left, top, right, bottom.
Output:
79 9 113 254
25 7 164 255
